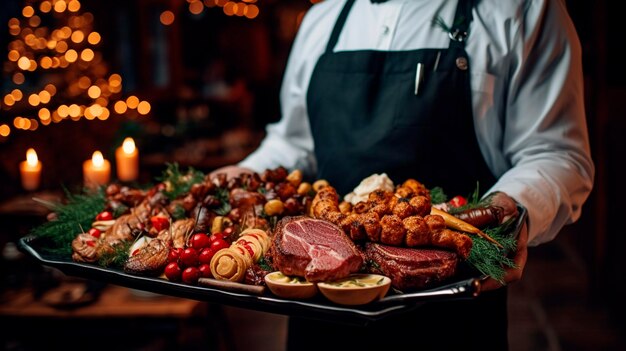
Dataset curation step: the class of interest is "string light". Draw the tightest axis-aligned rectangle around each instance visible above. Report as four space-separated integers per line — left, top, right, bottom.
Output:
1 0 151 140
161 0 260 24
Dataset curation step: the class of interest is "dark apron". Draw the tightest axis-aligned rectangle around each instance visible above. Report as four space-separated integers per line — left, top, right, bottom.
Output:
288 0 508 350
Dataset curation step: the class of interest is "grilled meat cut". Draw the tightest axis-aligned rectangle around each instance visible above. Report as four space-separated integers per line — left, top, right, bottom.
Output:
271 216 363 282
365 242 458 291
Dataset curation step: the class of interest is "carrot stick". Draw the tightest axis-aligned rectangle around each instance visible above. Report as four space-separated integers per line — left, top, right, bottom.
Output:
430 208 503 248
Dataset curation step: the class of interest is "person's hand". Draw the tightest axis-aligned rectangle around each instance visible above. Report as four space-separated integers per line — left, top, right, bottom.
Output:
480 220 528 291
209 165 254 181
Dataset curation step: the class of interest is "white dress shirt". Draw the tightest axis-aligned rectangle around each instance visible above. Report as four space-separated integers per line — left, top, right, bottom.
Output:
240 0 595 246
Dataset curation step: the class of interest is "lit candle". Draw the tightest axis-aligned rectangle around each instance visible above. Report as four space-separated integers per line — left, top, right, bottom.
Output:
19 148 42 191
83 151 111 188
115 137 139 182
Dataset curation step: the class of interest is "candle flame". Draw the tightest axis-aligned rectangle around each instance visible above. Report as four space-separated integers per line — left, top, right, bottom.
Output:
92 151 104 168
122 137 136 154
26 148 38 166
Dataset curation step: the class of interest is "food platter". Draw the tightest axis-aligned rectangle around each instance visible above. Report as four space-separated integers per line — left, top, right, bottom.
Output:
17 206 525 326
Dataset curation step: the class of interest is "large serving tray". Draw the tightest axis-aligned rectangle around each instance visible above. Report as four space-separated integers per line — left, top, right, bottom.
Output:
17 206 526 326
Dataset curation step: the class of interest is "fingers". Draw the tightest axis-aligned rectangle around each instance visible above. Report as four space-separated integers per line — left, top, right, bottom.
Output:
210 165 254 181
480 221 528 292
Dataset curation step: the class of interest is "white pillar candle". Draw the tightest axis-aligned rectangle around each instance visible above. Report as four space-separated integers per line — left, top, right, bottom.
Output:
20 148 42 191
115 137 139 182
83 151 110 188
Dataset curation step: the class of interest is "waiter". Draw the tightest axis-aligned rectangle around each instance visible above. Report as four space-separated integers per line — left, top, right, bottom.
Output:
216 0 594 349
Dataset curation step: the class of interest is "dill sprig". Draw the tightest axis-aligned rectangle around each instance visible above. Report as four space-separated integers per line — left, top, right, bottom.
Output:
429 187 447 205
214 187 232 216
466 220 518 283
30 187 106 256
97 241 132 268
157 163 205 200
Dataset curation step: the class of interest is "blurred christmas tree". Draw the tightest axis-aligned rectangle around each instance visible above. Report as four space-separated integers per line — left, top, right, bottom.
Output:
0 0 151 141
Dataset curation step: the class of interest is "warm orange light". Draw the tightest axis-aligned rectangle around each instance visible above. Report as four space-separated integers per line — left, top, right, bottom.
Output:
244 4 259 19
8 50 20 62
87 32 101 45
29 119 39 131
160 11 175 25
57 105 69 118
54 1 67 13
68 104 81 117
65 49 78 62
68 0 81 12
28 94 41 106
40 1 52 13
114 101 127 114
17 56 31 70
28 16 41 27
40 56 52 69
109 74 122 87
126 96 139 109
78 76 91 89
189 1 204 15
87 85 101 99
3 95 16 107
13 73 25 85
39 108 51 120
81 48 94 61
0 125 10 137
39 90 51 103
44 84 57 95
84 151 111 188
22 6 35 18
137 101 151 115
56 40 68 53
71 30 85 43
11 89 23 101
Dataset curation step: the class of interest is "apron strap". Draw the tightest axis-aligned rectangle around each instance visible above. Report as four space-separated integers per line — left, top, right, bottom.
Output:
326 0 356 53
448 0 475 48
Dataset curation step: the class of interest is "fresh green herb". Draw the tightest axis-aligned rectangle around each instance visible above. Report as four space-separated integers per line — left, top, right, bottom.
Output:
170 204 187 220
466 219 518 283
429 186 447 204
214 187 231 216
257 257 273 272
30 188 107 256
157 163 205 200
97 241 131 268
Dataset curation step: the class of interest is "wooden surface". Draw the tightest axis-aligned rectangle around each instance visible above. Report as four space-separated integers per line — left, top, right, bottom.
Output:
0 283 206 319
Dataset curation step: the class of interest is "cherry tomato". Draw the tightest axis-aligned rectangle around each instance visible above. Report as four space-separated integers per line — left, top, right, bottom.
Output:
164 262 182 282
209 232 225 243
168 248 182 263
210 238 229 252
179 247 199 268
223 226 235 237
198 247 216 265
449 195 467 208
198 264 212 278
96 211 113 221
190 233 211 249
87 228 101 238
182 266 200 284
150 216 170 232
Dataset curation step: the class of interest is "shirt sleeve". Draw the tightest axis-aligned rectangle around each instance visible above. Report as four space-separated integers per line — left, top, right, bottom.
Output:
487 0 594 246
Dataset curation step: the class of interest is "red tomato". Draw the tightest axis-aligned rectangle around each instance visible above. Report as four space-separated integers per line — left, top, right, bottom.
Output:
182 267 200 284
179 247 199 267
168 248 182 263
209 232 225 243
198 247 216 265
198 264 212 278
150 216 170 232
210 239 229 252
223 226 235 236
95 211 113 221
164 262 182 282
449 195 467 208
190 233 211 249
87 228 101 238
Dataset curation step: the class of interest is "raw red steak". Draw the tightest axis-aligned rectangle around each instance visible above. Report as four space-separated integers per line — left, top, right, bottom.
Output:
365 242 458 291
271 216 363 282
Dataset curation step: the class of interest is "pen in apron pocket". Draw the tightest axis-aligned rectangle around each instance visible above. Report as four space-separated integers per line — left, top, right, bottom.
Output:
414 62 425 95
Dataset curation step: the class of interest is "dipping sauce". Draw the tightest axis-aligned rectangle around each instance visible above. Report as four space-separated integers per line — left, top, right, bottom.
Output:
325 274 387 288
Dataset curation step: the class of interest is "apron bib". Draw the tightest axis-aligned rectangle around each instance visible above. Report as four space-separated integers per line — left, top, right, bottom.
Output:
307 0 496 197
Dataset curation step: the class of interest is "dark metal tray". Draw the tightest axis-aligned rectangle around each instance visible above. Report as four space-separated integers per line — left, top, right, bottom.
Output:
17 206 526 326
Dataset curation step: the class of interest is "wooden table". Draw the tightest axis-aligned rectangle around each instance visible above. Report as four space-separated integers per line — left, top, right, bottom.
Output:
0 282 233 350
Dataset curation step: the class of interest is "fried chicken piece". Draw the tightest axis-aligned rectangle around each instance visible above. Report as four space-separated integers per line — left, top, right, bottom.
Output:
403 216 430 246
361 211 381 242
171 218 195 248
380 214 405 246
424 214 446 231
124 238 170 276
352 201 371 214
430 229 472 259
340 214 367 241
409 195 431 217
392 200 416 219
